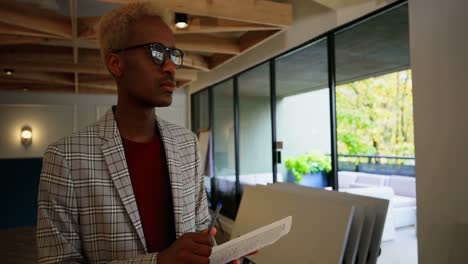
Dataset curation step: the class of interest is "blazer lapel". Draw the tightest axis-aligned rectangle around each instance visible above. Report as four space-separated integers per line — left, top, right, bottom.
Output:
99 108 148 251
156 116 186 238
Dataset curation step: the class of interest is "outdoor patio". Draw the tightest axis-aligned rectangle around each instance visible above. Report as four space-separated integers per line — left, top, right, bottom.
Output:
379 226 418 264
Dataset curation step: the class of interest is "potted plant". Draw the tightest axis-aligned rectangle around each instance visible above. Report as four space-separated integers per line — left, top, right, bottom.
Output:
284 151 332 187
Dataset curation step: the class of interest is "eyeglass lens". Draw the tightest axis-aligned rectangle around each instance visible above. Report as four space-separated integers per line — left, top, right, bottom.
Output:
151 44 183 67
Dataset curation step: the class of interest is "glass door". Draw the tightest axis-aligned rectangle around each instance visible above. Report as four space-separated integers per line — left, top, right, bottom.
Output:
274 38 333 189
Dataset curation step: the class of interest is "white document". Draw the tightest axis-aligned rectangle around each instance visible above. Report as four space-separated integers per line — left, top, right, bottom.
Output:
209 216 292 264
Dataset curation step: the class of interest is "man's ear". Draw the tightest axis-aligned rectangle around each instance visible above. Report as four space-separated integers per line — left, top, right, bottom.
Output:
107 53 123 77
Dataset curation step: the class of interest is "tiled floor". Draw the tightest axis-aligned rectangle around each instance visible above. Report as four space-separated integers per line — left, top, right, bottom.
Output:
378 226 418 264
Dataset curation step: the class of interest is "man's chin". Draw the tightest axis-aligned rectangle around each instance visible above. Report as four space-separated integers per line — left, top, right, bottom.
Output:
154 97 173 108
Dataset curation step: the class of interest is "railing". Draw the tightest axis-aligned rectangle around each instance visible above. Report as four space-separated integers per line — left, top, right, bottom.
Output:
337 154 415 177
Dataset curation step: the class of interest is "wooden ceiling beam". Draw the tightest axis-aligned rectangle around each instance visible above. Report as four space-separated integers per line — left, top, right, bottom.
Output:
172 16 281 34
80 83 117 91
78 16 280 38
79 67 197 84
78 47 209 71
183 52 209 71
77 86 117 94
0 71 73 86
3 34 232 62
79 76 192 90
43 39 100 49
15 41 211 71
0 60 109 75
44 35 239 55
0 1 72 38
78 74 113 84
208 54 235 69
0 46 74 63
78 75 116 90
98 0 292 27
312 0 376 9
0 75 116 92
0 35 51 45
0 60 195 82
0 79 74 92
0 81 117 94
239 30 281 52
175 34 240 54
0 22 60 38
0 46 99 69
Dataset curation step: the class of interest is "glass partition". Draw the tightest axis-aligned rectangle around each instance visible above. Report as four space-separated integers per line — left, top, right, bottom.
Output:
238 62 273 191
212 79 237 218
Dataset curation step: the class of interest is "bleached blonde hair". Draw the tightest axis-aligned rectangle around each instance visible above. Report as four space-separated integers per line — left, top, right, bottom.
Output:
98 1 172 65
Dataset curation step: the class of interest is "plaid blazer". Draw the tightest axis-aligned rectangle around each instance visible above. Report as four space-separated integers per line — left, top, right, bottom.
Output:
37 108 211 263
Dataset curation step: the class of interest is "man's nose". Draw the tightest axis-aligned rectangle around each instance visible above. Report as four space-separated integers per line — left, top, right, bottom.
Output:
162 58 176 77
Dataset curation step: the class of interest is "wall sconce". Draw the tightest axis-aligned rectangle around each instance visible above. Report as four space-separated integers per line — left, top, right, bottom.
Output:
3 68 14 75
21 126 32 146
175 13 189 29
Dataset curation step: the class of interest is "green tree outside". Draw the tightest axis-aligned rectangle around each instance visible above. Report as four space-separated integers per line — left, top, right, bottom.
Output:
336 70 414 158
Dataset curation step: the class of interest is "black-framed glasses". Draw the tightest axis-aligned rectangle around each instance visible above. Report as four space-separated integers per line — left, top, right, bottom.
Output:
113 42 184 68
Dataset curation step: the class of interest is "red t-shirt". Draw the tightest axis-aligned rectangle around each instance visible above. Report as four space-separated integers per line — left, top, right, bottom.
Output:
122 134 176 253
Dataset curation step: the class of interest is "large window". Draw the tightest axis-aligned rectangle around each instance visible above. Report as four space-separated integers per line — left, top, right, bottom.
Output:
191 5 415 246
335 4 414 179
275 38 332 188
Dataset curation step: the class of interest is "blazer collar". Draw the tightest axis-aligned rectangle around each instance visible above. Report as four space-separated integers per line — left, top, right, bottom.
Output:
99 107 147 250
99 107 187 243
154 112 186 238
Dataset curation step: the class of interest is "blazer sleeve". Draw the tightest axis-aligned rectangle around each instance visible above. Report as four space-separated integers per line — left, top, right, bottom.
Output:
193 134 211 231
37 144 85 263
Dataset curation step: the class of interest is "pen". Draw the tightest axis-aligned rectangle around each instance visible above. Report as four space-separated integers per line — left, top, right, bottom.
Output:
208 202 222 237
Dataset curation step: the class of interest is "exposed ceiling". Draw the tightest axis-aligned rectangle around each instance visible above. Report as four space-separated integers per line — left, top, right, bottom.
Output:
0 0 292 94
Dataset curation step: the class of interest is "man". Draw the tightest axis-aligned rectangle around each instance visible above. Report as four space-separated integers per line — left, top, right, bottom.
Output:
37 2 244 263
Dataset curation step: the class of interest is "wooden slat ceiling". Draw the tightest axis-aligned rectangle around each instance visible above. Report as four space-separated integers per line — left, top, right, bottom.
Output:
0 0 292 94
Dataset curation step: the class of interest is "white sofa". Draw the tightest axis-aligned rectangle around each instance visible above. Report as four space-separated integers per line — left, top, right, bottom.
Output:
339 171 416 228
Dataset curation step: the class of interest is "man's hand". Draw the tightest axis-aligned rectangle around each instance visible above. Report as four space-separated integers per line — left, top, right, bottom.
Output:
204 227 259 264
158 231 214 264
158 227 259 264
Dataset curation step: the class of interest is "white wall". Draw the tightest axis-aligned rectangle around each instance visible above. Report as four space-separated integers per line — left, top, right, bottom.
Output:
0 89 187 158
0 104 75 159
0 91 116 158
409 0 468 262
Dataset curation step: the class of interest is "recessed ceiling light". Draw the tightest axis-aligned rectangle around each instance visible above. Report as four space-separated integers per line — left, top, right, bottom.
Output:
175 13 189 29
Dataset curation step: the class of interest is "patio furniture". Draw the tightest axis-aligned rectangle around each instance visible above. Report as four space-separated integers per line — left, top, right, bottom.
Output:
339 171 416 228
